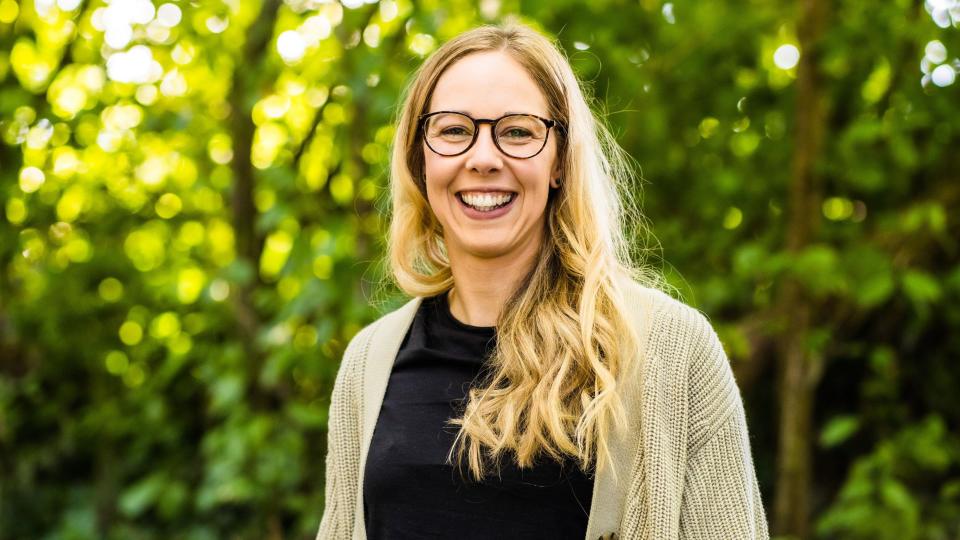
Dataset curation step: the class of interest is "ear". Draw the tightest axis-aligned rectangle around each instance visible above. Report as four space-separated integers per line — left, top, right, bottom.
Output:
549 158 562 189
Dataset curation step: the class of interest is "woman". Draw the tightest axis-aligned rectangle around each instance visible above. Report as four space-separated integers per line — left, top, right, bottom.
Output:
317 22 769 540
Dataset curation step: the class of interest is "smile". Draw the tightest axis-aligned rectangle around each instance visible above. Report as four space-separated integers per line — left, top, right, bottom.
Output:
455 191 518 219
457 191 516 211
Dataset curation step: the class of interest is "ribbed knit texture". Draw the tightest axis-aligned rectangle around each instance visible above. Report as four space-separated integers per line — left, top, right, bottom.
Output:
316 280 770 539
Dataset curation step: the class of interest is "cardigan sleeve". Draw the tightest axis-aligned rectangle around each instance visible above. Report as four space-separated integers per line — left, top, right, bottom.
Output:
679 411 769 539
316 324 374 540
679 311 770 540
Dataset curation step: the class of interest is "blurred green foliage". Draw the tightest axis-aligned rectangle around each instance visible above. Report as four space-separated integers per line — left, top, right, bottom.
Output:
0 0 958 538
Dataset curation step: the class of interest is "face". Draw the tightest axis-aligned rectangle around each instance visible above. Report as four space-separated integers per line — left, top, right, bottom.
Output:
422 50 561 263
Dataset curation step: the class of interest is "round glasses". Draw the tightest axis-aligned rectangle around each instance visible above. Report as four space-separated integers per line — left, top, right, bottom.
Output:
418 111 561 159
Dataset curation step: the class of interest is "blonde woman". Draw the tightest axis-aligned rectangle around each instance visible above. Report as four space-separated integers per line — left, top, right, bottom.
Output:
317 22 768 540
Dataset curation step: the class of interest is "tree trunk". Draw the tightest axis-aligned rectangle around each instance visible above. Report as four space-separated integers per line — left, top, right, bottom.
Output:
773 0 828 538
226 0 283 535
227 0 282 407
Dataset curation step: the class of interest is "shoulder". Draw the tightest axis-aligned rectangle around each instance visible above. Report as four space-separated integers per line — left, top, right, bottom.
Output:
336 296 422 379
616 275 742 451
615 274 718 349
617 274 730 374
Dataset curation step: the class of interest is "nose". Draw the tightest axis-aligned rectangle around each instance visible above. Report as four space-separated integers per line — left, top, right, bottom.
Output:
463 124 503 175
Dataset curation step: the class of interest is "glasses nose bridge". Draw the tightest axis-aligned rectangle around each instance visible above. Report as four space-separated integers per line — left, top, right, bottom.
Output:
472 118 500 151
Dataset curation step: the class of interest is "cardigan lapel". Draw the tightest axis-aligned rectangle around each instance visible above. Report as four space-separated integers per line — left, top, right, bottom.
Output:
359 295 424 460
353 295 423 539
585 275 660 539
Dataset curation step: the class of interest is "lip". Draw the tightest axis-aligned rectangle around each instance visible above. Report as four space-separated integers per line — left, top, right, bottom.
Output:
455 187 518 194
456 192 517 220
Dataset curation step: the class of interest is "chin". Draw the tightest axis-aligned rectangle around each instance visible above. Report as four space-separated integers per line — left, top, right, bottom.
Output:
465 245 508 258
458 239 514 259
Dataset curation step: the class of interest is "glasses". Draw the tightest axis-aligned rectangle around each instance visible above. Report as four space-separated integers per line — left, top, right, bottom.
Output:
418 111 561 159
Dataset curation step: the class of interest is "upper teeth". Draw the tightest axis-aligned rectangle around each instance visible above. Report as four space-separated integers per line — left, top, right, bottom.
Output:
460 192 514 207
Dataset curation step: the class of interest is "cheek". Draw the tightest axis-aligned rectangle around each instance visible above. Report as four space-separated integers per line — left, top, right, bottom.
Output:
530 143 558 185
422 154 452 219
423 150 454 189
521 163 553 193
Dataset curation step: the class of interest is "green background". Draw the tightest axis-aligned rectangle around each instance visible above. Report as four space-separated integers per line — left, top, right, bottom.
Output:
1 0 958 538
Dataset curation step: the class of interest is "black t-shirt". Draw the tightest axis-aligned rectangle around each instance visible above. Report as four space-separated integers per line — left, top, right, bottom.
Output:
363 291 594 539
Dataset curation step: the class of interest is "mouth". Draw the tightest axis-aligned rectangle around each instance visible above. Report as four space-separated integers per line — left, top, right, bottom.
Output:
455 191 518 213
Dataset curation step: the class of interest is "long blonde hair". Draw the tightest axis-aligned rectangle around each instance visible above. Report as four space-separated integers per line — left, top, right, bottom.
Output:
385 21 662 481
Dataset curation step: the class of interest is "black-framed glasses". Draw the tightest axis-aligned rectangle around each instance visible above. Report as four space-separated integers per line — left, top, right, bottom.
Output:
418 111 562 159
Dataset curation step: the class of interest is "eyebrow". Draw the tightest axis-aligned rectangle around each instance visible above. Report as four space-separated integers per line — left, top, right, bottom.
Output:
444 110 533 117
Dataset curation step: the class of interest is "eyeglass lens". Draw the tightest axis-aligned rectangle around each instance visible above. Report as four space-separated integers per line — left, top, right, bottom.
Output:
423 112 548 158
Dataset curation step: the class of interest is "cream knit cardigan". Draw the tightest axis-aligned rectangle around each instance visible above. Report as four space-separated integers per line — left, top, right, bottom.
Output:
316 278 770 539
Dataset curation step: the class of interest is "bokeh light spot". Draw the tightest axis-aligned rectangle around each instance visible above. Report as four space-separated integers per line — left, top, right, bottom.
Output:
19 166 45 193
119 320 144 345
150 311 180 339
723 207 743 229
177 267 206 304
104 350 129 375
99 277 124 302
774 44 800 70
5 198 27 224
155 193 182 218
931 64 956 87
277 31 307 63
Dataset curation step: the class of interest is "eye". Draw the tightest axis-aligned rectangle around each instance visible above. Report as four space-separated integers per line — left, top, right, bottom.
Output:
502 128 532 139
441 126 470 136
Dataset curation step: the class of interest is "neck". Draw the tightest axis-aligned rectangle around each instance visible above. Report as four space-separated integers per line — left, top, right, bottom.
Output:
445 234 543 328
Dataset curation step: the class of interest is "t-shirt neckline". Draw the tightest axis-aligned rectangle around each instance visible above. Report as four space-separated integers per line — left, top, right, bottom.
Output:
438 290 496 334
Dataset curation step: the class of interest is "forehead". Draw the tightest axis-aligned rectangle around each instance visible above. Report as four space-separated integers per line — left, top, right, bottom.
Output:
428 51 549 118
